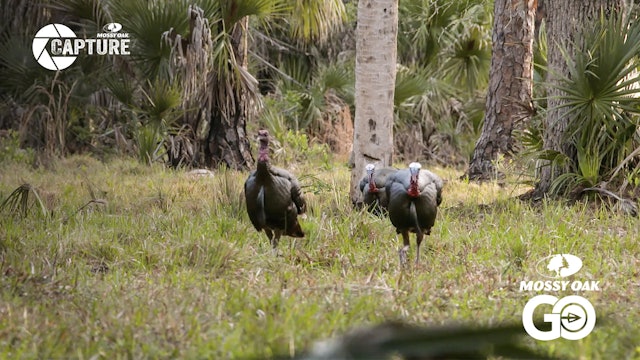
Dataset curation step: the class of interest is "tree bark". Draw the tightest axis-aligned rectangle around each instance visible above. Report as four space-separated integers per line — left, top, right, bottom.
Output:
533 0 624 197
349 0 398 206
466 0 536 181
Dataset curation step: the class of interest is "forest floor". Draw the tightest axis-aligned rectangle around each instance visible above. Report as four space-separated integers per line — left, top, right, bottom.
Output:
0 154 639 359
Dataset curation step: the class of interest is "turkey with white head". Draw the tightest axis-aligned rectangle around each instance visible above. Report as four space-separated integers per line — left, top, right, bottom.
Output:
244 130 306 249
386 162 443 265
359 163 397 215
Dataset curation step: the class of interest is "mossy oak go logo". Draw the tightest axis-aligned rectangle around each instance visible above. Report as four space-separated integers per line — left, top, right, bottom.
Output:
521 254 598 341
33 23 130 71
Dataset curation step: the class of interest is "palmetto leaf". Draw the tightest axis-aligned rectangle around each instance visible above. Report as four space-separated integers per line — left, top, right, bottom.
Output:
0 33 48 96
287 0 346 45
543 11 640 194
109 0 189 80
140 79 182 126
394 67 428 108
552 14 640 117
47 0 110 31
0 183 48 219
398 0 458 66
221 0 289 29
103 75 137 108
398 0 491 71
394 65 457 129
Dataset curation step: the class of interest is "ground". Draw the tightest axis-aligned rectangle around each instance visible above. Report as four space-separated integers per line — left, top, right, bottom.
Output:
0 154 639 359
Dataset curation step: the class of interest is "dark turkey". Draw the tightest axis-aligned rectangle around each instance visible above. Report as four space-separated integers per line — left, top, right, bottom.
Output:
359 163 397 215
386 162 443 265
244 130 306 249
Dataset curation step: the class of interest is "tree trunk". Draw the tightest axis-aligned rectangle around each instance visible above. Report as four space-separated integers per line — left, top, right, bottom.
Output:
205 17 254 170
349 0 398 206
533 0 624 197
466 0 536 181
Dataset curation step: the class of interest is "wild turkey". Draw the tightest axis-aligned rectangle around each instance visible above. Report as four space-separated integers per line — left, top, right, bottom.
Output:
386 162 443 265
358 163 397 215
244 130 307 249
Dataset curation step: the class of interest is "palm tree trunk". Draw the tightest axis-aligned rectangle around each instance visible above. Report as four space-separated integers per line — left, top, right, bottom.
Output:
205 17 254 170
205 95 254 170
466 0 535 181
349 0 398 206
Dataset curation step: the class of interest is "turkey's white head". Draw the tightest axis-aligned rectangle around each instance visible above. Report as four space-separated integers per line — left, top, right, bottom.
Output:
409 162 421 176
365 164 377 192
365 163 375 176
408 162 422 196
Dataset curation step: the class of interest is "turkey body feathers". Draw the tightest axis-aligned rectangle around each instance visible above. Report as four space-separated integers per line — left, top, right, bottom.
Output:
359 166 397 213
386 166 443 264
386 169 441 234
244 130 306 250
245 162 306 239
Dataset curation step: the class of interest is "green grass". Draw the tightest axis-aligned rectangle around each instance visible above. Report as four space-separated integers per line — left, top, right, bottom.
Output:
1 155 639 359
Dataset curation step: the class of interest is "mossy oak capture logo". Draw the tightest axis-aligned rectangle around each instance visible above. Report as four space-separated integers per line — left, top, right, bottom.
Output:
32 23 130 71
521 254 598 341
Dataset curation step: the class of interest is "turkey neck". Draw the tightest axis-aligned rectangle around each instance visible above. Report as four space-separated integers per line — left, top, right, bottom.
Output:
407 175 420 198
368 173 379 193
256 140 271 175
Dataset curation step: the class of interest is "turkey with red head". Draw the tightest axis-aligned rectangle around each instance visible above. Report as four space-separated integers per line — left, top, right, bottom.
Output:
386 162 443 265
244 130 306 249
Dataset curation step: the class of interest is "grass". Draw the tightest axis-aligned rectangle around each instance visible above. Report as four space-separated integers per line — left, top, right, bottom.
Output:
0 154 639 359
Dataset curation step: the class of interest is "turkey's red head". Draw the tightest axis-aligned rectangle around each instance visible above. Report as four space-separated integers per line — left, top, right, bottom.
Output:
258 130 269 162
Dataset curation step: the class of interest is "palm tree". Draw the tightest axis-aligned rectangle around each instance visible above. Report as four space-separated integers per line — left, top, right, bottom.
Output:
533 0 640 197
349 0 398 206
540 10 640 197
187 0 346 169
393 0 492 165
18 0 346 169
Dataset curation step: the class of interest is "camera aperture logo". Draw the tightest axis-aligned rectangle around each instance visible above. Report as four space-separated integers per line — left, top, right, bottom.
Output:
521 254 599 341
33 23 130 71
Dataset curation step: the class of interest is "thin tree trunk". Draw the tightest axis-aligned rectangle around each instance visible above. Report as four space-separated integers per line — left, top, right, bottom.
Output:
466 0 536 181
533 0 624 197
349 0 398 206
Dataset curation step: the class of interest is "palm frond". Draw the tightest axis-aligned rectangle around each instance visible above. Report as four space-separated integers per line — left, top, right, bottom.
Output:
0 183 48 219
0 33 49 96
540 11 640 193
222 0 289 28
110 0 192 80
287 0 346 45
315 63 353 101
140 79 183 127
398 0 492 70
395 65 457 128
47 0 110 32
441 24 491 93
